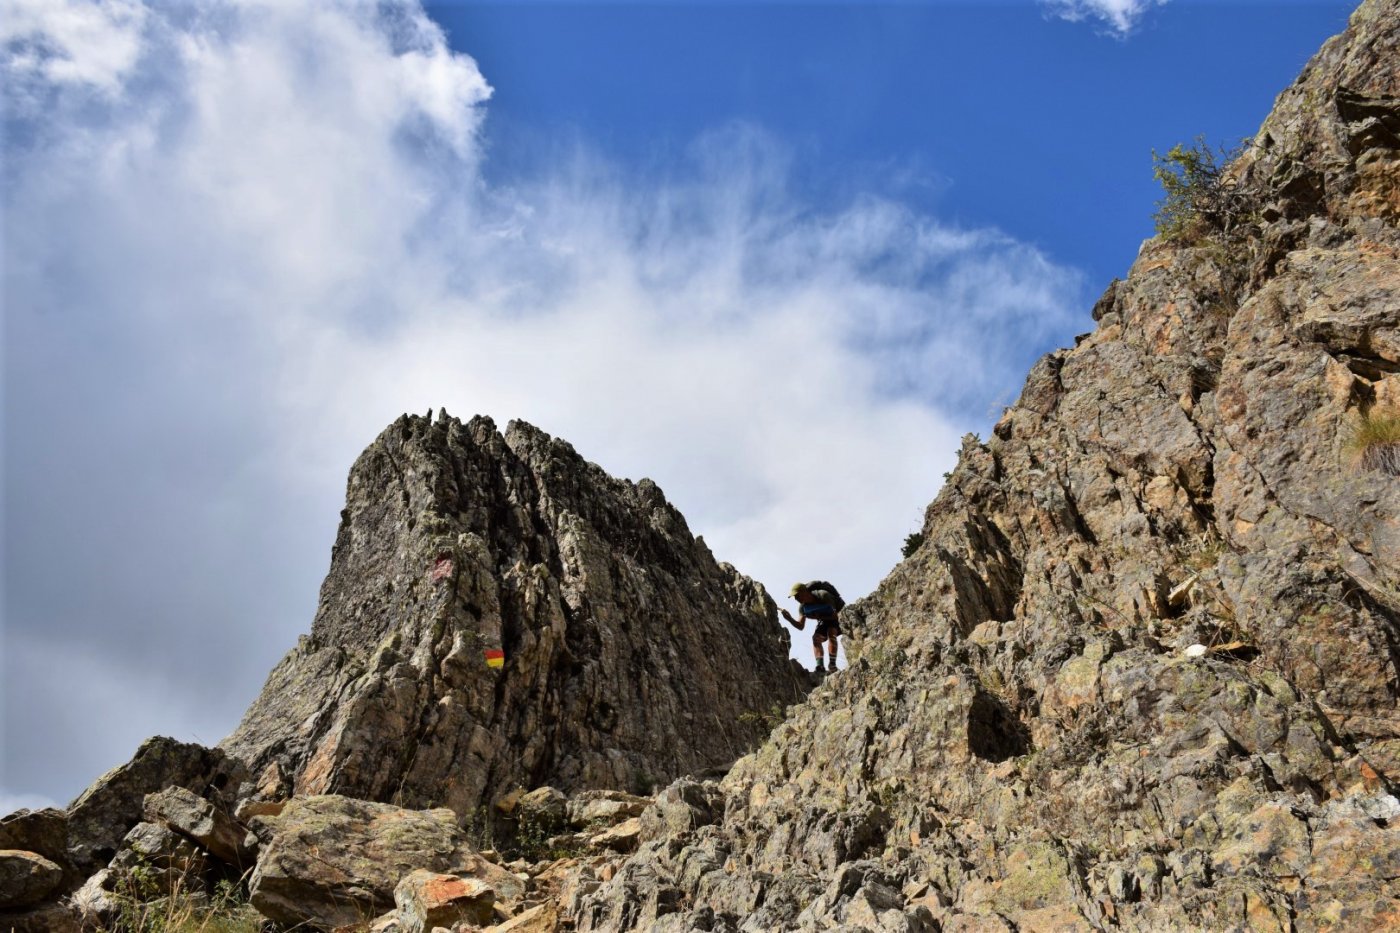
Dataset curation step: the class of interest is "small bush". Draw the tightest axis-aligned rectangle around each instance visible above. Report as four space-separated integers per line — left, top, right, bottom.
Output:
105 871 261 933
901 531 925 559
462 805 499 853
1152 136 1256 243
628 767 658 797
1348 410 1400 475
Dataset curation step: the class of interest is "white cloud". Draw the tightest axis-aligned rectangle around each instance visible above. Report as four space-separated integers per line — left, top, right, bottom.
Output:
2 0 1086 804
1044 0 1167 37
1 0 148 93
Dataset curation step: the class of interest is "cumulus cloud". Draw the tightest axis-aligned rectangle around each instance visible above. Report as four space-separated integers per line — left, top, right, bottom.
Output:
2 0 1087 804
1044 0 1167 37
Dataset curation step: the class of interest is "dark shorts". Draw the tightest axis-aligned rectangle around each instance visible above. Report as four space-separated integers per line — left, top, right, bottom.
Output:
812 618 841 642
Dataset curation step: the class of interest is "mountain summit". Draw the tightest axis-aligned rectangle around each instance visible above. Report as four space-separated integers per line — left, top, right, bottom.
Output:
223 412 807 814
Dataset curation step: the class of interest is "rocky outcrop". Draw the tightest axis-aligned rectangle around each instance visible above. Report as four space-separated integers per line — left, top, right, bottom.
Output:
14 3 1400 930
563 1 1400 930
0 736 243 891
224 414 806 817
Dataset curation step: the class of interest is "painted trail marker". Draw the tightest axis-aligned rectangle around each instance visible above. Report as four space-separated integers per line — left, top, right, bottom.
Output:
431 556 454 582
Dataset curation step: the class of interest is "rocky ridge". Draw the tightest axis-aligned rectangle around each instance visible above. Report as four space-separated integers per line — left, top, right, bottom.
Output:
558 1 1400 930
224 413 808 813
5 1 1400 930
0 415 808 930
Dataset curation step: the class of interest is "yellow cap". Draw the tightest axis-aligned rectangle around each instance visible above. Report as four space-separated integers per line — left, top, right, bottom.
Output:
790 583 805 597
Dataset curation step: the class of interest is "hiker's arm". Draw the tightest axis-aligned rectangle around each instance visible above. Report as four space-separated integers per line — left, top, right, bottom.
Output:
780 608 805 630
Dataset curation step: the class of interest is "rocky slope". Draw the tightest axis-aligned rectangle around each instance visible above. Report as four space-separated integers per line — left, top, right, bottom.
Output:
2 416 810 928
223 413 808 816
5 3 1400 930
562 2 1400 930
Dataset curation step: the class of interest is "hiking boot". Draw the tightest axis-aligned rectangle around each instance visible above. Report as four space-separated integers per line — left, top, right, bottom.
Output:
813 659 826 674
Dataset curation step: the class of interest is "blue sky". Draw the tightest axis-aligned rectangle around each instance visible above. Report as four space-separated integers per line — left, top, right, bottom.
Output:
0 0 1356 809
439 1 1352 294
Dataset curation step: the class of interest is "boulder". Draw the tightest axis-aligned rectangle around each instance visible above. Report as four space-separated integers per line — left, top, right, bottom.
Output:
513 788 567 837
565 791 650 831
70 869 122 927
639 780 721 841
0 849 63 909
394 870 496 933
588 818 641 854
143 785 247 866
247 795 523 930
64 736 243 876
0 810 71 890
0 901 80 933
108 821 208 891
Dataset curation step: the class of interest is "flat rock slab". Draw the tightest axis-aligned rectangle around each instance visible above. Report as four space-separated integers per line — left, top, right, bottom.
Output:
0 849 63 909
490 903 559 932
248 795 523 930
588 818 641 854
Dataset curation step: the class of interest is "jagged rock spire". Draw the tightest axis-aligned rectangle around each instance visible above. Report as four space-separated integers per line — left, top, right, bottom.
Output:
223 413 806 814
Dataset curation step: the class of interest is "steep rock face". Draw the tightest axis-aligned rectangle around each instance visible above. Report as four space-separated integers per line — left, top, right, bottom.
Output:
223 414 806 816
568 2 1400 930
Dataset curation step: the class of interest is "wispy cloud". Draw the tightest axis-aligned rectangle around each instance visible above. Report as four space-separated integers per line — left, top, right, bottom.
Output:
1044 0 1167 37
2 0 1087 804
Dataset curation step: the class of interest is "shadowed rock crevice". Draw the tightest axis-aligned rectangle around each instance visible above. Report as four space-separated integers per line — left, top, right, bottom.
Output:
967 691 1030 763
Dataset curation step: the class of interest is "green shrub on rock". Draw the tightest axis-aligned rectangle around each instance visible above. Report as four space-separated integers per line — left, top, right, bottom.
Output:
1152 136 1257 244
901 531 925 559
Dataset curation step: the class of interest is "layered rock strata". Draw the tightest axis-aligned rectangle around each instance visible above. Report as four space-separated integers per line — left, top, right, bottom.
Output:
565 2 1400 929
224 414 807 816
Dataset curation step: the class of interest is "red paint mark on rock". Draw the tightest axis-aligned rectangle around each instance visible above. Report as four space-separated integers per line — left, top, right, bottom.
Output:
421 874 483 906
431 556 454 582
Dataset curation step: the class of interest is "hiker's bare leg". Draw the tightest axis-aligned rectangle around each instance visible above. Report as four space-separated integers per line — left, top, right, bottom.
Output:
827 634 839 665
811 634 823 663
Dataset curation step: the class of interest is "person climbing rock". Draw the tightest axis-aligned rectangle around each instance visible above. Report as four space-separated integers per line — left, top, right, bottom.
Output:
781 581 844 673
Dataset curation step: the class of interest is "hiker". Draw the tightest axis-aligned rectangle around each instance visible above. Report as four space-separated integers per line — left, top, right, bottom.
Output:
781 581 843 673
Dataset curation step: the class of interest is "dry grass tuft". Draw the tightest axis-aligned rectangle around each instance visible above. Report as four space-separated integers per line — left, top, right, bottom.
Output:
1347 410 1400 475
100 870 264 933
